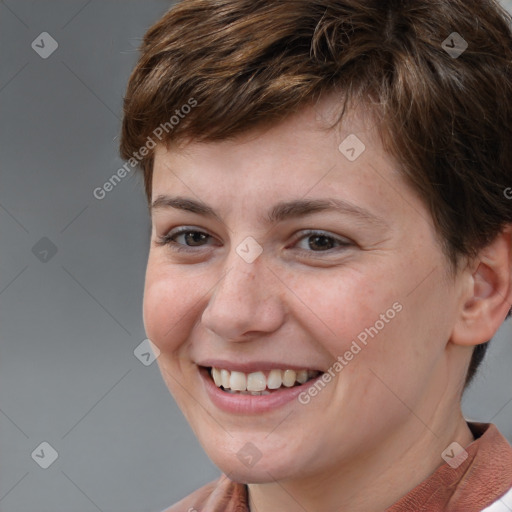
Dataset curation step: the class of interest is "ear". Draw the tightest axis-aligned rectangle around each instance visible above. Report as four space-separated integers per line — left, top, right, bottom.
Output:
451 226 512 347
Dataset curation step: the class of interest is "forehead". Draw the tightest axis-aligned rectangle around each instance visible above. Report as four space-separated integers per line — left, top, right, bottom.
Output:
150 98 419 228
153 100 386 181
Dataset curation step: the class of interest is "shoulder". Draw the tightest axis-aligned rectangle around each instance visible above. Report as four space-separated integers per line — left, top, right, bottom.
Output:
160 474 248 512
160 479 218 512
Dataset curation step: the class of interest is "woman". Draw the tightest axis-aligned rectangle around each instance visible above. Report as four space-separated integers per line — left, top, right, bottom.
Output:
120 0 512 510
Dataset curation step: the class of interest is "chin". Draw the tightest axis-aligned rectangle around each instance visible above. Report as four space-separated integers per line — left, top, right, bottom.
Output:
214 460 290 484
205 444 308 484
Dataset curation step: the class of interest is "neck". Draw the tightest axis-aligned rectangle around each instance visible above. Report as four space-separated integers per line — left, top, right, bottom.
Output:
247 415 474 512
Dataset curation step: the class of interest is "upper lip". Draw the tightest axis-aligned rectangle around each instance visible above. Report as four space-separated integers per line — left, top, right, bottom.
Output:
197 359 324 373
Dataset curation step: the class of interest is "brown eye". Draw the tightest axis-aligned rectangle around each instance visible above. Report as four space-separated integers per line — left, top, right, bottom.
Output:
156 227 218 252
181 231 209 247
307 234 336 251
294 231 352 253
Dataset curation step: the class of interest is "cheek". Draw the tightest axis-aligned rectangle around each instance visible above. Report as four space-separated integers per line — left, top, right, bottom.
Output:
288 269 393 356
142 263 198 353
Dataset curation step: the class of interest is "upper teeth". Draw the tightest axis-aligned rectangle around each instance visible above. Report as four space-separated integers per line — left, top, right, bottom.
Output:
211 368 319 392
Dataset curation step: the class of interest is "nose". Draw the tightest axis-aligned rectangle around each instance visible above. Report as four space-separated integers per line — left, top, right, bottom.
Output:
201 254 285 342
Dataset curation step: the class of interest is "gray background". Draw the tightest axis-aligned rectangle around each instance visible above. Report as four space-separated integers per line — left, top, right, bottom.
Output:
0 1 511 511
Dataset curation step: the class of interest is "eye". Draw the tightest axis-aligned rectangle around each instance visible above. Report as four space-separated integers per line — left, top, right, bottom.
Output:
155 227 217 252
293 230 352 252
155 227 353 255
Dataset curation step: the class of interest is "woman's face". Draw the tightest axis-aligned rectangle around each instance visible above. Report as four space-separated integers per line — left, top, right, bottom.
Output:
143 99 467 483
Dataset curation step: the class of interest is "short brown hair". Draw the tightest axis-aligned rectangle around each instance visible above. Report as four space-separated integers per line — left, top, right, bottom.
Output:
120 0 512 387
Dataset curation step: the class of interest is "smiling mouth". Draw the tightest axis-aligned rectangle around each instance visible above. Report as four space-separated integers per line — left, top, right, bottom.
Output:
206 367 323 395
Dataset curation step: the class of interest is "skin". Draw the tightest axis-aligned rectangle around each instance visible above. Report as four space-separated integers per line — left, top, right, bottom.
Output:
143 97 512 512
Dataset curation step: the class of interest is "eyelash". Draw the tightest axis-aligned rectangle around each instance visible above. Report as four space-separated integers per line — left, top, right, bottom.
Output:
155 227 352 255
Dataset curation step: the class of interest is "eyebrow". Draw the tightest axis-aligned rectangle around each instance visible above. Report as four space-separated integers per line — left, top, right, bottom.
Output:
151 195 387 227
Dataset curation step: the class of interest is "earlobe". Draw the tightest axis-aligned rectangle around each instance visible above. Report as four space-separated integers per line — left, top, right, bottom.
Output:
451 229 512 347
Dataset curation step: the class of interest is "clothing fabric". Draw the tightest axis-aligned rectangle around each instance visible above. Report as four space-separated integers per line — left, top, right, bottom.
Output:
162 423 512 512
481 488 512 511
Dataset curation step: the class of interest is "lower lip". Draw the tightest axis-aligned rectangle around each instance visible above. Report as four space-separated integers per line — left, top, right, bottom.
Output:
199 366 324 414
